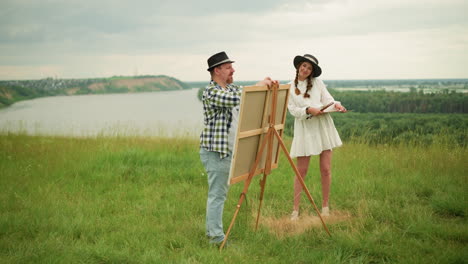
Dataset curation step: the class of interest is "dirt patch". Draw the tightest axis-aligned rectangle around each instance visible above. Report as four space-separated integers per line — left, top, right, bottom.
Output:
66 87 80 95
0 88 13 99
88 82 105 91
255 210 352 238
114 78 156 87
113 77 178 90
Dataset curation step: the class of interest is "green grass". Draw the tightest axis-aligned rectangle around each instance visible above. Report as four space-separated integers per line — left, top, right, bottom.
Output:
0 134 466 263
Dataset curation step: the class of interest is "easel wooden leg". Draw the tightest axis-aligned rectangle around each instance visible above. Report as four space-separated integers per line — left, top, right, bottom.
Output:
219 193 245 251
255 173 267 230
220 129 272 251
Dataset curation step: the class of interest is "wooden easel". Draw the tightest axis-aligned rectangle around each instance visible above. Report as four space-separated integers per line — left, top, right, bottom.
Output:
220 83 331 251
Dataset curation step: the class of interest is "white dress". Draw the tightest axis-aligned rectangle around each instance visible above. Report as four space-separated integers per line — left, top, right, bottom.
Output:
288 78 342 158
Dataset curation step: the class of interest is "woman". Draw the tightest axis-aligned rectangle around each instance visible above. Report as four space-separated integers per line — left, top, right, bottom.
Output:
287 54 347 220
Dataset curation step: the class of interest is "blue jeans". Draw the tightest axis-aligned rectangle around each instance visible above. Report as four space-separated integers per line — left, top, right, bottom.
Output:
199 148 231 243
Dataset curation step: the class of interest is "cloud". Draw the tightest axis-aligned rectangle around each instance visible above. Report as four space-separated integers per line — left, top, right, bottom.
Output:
0 0 467 80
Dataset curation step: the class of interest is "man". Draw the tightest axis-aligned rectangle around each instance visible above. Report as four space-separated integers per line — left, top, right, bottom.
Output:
199 51 276 246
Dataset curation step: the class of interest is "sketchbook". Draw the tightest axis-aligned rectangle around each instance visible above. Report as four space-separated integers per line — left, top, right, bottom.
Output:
306 102 336 119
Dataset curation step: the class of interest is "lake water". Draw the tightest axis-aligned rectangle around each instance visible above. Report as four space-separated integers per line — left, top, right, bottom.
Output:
0 88 204 138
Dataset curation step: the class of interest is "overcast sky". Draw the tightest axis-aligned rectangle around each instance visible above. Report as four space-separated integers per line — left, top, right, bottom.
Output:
1 0 467 81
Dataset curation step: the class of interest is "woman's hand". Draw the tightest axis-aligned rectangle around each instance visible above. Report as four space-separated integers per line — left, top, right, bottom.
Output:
307 107 323 116
335 103 347 113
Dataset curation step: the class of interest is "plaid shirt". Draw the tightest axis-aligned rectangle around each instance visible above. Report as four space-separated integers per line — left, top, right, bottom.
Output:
200 81 242 159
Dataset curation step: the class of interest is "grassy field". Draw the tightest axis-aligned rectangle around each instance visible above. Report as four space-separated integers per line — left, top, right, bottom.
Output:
0 134 466 263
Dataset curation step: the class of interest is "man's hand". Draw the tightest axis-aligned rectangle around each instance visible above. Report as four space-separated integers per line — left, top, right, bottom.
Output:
256 77 278 86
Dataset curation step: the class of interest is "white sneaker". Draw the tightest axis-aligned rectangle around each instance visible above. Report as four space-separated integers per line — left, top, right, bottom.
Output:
321 207 330 216
290 210 299 220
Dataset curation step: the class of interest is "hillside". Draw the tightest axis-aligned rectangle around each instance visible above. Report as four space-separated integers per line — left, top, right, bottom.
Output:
0 75 190 108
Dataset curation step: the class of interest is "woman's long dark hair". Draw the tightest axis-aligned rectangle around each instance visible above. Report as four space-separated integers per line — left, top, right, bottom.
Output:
294 62 313 98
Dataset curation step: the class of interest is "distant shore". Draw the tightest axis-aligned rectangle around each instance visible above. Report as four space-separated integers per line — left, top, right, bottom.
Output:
0 75 190 109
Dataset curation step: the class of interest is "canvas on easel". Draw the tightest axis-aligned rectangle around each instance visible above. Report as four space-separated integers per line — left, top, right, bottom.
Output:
220 83 331 251
228 84 289 184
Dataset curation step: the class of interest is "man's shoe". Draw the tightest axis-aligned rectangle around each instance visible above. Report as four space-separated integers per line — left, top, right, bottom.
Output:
211 239 230 249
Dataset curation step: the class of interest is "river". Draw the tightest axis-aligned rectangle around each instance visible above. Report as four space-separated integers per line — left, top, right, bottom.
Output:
0 88 204 138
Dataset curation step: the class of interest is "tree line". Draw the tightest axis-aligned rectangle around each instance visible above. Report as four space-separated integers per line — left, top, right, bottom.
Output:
281 88 467 147
324 78 468 88
284 112 467 148
331 89 467 113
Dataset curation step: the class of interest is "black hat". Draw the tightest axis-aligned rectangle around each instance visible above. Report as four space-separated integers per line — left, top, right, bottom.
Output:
207 51 235 71
293 54 322 77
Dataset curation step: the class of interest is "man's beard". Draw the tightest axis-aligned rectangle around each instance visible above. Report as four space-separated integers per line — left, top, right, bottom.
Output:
227 75 234 84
